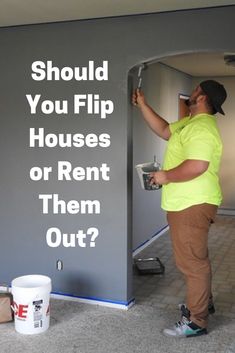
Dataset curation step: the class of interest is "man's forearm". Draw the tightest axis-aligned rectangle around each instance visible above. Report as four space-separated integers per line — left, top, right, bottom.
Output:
151 160 210 185
139 103 170 140
166 160 209 182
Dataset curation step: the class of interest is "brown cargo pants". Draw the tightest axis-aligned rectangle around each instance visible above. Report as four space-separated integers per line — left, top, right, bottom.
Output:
167 203 218 328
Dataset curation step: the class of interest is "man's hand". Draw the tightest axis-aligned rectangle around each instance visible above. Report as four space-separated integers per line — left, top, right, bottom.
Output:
150 171 169 186
132 89 146 107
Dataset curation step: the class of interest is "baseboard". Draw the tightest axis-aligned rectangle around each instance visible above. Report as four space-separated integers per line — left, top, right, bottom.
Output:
50 292 135 310
4 285 135 310
132 225 169 257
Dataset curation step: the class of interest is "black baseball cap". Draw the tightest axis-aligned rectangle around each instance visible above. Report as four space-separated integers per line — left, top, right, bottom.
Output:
200 80 227 115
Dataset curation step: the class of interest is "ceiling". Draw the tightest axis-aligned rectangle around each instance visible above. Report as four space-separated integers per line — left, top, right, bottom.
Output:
160 52 235 77
1 1 235 77
0 0 235 28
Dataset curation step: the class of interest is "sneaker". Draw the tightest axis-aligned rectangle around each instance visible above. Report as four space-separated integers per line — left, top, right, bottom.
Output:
179 302 215 318
208 302 215 314
179 304 190 319
163 316 208 338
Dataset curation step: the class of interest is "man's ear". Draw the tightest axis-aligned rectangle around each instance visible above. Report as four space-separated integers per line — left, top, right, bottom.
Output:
197 94 207 103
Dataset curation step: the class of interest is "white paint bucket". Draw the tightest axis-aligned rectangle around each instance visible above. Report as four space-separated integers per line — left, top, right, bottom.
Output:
11 275 52 335
135 162 162 190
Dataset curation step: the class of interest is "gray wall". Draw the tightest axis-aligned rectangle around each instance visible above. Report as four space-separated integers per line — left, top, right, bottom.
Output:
0 6 235 304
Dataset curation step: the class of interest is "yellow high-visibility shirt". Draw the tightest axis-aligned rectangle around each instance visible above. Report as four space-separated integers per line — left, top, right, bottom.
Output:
161 114 223 211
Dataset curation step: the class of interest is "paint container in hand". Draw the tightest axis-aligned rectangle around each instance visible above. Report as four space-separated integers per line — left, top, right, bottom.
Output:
11 275 52 334
135 157 162 190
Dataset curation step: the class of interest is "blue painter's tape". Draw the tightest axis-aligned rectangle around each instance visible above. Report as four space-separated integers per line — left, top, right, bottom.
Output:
133 224 168 252
52 291 135 307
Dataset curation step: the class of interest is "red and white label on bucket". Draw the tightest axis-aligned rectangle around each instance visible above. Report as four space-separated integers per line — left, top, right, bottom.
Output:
33 299 43 328
13 302 29 320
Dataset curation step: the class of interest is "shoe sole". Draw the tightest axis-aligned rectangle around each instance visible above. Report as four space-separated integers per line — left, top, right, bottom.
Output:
163 328 208 338
186 329 208 338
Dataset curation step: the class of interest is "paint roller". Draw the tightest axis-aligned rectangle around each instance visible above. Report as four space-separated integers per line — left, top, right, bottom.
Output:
137 63 147 90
